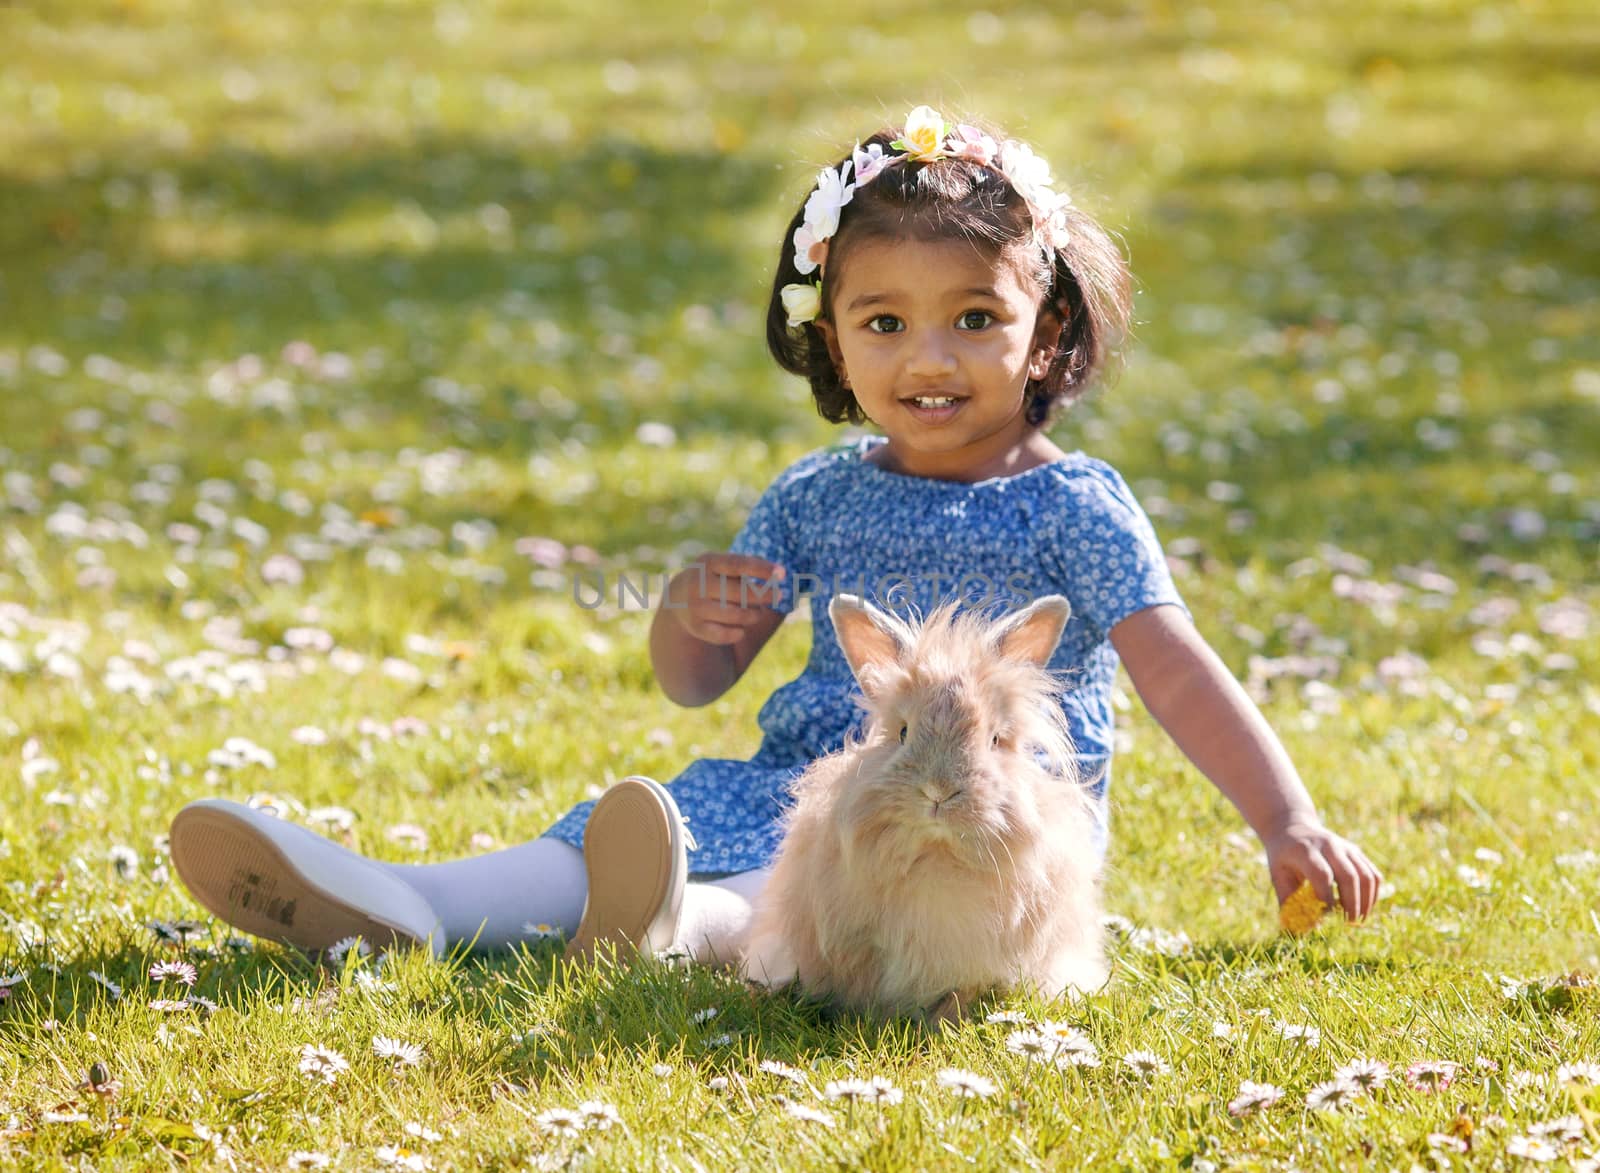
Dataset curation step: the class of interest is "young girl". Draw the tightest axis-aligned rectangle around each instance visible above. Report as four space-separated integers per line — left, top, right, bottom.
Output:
168 106 1381 969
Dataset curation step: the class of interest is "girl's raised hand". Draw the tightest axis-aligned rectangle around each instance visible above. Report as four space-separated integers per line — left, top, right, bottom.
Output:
1264 820 1383 923
664 553 787 646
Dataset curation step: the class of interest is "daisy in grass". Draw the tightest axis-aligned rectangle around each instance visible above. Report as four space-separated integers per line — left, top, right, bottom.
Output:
1427 1132 1469 1154
1305 1080 1362 1111
287 1153 332 1169
1556 1061 1600 1086
1121 1051 1172 1079
1227 1081 1284 1117
404 1123 443 1142
1036 1020 1095 1053
757 1059 808 1086
1527 1115 1585 1143
521 922 562 941
534 1108 584 1138
373 1036 425 1067
784 1102 836 1128
0 972 27 990
1509 1070 1548 1092
149 960 197 986
824 1076 902 1105
691 1007 720 1024
1506 1135 1562 1162
374 1145 430 1171
325 936 370 965
1405 1060 1460 1092
577 1101 621 1131
936 1068 998 1099
1005 1029 1054 1062
297 1044 350 1085
149 998 192 1012
1333 1058 1390 1090
985 1009 1029 1025
88 971 123 1000
1275 1021 1321 1048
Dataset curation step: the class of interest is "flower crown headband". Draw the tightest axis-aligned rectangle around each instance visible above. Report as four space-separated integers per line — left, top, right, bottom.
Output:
780 105 1073 328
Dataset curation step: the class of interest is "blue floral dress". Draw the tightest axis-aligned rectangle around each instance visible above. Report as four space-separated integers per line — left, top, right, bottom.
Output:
544 435 1189 876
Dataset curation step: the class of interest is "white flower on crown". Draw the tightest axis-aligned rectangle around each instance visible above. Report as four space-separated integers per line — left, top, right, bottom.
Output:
780 282 822 328
892 105 948 161
802 160 855 243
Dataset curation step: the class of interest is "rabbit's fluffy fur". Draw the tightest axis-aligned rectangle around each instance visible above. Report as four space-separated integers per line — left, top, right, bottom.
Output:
742 593 1106 1018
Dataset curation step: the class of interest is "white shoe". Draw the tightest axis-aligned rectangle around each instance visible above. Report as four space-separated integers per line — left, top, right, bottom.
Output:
564 776 695 963
169 798 444 957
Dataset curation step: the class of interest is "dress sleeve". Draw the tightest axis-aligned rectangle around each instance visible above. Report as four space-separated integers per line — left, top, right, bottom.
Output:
1045 464 1189 639
728 476 798 614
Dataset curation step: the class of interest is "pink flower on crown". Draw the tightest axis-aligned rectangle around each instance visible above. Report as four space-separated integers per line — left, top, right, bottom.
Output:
791 224 829 275
945 124 998 167
852 142 890 186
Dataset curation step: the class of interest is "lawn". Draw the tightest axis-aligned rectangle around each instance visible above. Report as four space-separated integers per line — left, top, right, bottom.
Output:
2 0 1598 1168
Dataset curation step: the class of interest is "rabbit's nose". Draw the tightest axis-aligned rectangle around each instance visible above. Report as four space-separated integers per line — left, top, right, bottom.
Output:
919 783 964 815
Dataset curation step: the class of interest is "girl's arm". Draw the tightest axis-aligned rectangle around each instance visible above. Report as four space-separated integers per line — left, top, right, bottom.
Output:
649 553 788 707
1109 603 1382 921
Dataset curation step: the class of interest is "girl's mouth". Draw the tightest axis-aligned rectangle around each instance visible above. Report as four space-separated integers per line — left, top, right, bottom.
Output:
901 395 966 423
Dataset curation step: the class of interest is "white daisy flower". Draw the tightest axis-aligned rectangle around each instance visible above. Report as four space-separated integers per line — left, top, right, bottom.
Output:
1527 1115 1585 1143
520 922 562 940
784 1102 836 1127
1211 1020 1235 1040
149 960 198 986
1055 1047 1102 1069
757 1059 808 1085
1121 1051 1171 1078
324 936 370 964
691 1007 720 1024
824 1077 901 1104
1005 1029 1052 1060
1227 1081 1284 1117
1333 1058 1390 1090
297 1043 350 1085
403 1122 442 1142
985 1009 1030 1025
577 1101 620 1130
1506 1135 1561 1162
148 998 192 1013
534 1108 584 1137
373 1036 424 1067
935 1068 997 1099
88 970 123 1000
1556 1061 1600 1086
0 972 29 990
1305 1079 1361 1111
1275 1021 1322 1047
373 1145 430 1170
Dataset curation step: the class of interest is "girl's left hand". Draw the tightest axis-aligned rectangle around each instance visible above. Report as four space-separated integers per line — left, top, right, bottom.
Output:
1263 821 1383 922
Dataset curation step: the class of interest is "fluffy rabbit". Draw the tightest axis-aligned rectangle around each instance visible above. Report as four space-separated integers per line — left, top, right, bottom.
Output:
742 593 1107 1020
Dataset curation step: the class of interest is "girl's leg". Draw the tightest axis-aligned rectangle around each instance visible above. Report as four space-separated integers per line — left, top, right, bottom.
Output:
674 868 770 966
389 838 587 950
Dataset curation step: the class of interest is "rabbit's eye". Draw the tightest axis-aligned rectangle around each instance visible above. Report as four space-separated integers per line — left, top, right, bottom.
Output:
991 733 1000 748
898 723 908 744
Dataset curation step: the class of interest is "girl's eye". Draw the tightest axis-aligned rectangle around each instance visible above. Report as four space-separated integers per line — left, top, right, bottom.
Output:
958 310 994 330
898 723 908 744
868 315 903 334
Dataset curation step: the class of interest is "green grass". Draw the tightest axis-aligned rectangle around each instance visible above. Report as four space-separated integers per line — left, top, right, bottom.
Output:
2 0 1599 1167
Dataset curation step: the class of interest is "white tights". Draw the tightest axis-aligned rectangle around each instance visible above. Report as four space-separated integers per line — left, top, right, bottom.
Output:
389 838 768 964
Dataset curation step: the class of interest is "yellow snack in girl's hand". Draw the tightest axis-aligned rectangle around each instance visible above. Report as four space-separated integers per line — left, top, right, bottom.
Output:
1279 880 1328 935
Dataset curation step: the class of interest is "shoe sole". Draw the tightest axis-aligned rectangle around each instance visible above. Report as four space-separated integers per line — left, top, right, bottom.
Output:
169 799 442 956
565 777 686 964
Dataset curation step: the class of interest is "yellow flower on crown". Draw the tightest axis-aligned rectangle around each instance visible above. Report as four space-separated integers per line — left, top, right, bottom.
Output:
892 105 948 162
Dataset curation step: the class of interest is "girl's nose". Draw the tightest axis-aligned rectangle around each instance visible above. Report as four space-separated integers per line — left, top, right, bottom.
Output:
903 329 958 376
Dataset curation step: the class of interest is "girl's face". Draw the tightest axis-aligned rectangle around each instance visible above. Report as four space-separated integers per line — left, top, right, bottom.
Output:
813 236 1060 482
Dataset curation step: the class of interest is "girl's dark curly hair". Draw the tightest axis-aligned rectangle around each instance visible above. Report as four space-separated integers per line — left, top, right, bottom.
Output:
765 122 1134 429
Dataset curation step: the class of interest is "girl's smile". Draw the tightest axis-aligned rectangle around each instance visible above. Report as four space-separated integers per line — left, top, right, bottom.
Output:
814 237 1065 483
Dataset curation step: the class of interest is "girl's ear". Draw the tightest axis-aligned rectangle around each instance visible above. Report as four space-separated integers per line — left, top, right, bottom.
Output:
812 318 850 386
1027 301 1065 381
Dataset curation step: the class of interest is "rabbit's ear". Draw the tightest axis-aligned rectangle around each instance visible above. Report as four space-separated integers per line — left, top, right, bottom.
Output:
994 595 1072 666
831 594 912 694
